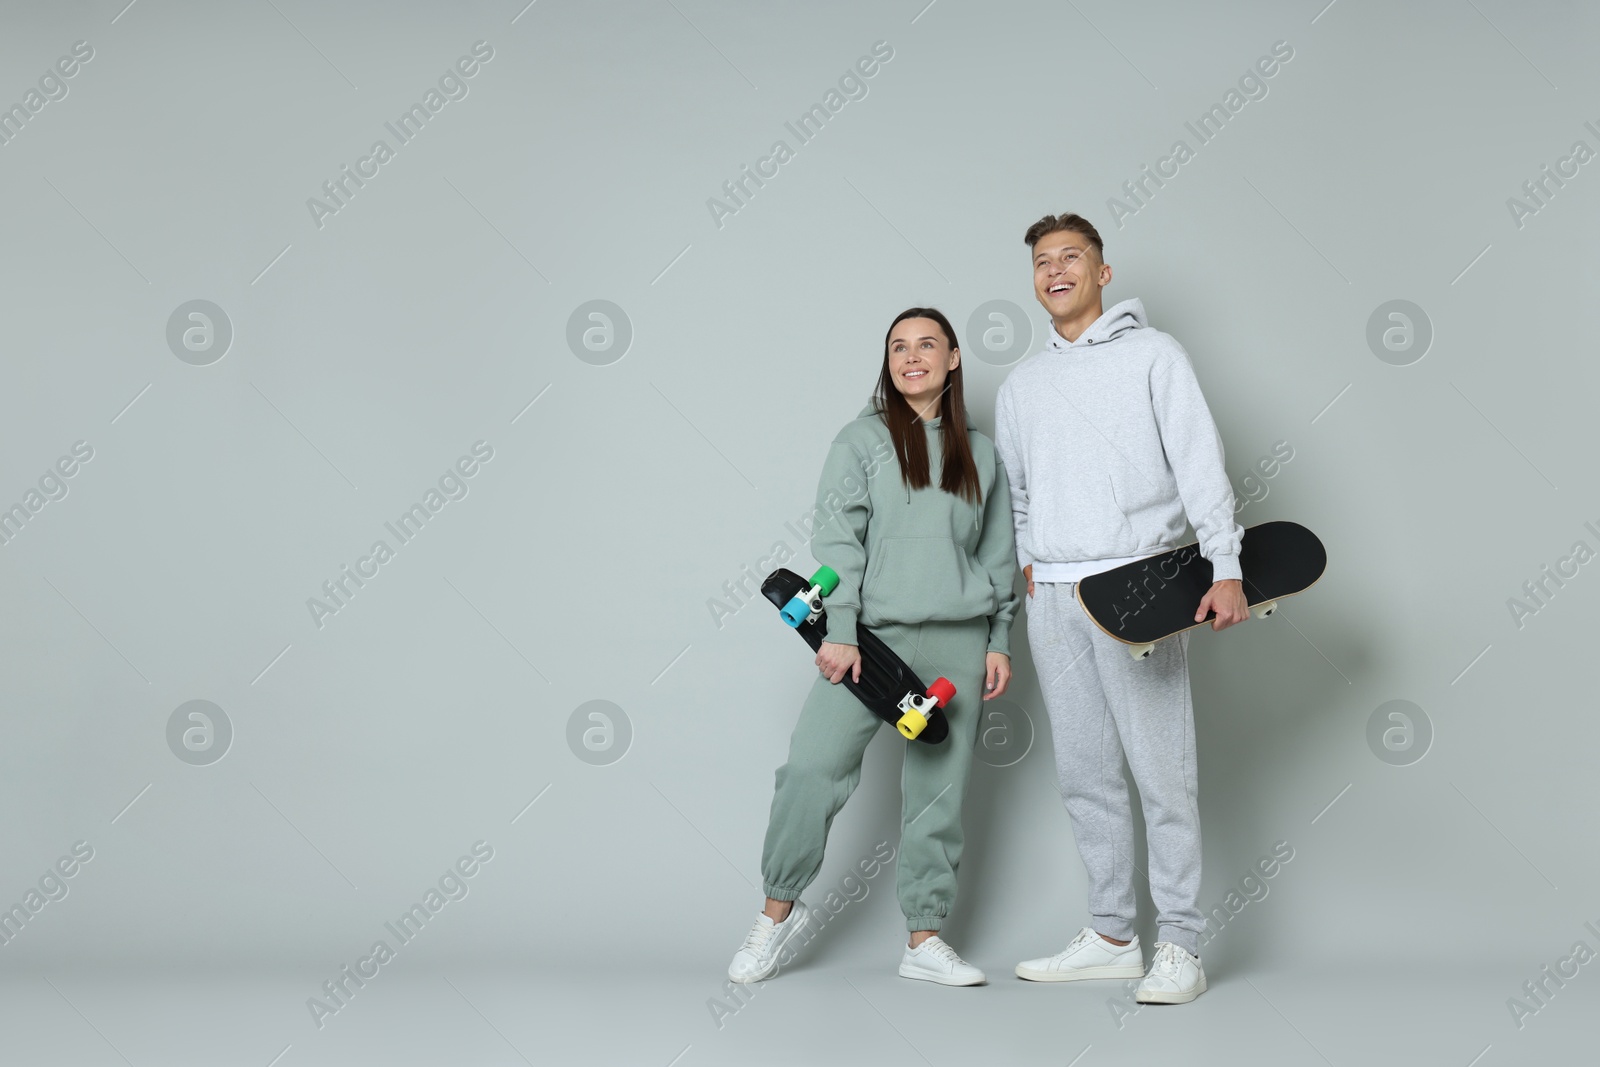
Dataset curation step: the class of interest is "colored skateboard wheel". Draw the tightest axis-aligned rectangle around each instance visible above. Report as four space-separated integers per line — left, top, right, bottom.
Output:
897 709 928 740
779 596 811 628
811 566 839 597
926 677 956 707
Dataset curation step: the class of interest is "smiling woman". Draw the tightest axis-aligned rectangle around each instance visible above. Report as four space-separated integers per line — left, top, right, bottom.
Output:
873 307 983 508
725 305 1019 989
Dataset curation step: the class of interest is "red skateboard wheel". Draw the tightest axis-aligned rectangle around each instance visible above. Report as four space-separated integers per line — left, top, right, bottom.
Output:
926 677 955 707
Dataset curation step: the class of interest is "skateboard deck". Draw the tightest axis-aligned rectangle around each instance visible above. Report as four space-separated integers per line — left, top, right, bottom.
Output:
1075 520 1327 659
761 567 952 744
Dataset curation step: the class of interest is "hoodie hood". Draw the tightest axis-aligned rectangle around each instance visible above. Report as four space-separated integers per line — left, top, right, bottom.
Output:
855 401 969 516
856 400 948 428
1047 297 1148 352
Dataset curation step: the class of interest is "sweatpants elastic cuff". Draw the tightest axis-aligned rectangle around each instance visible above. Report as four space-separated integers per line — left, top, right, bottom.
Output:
762 884 803 902
1093 916 1136 942
904 914 945 932
1159 926 1200 957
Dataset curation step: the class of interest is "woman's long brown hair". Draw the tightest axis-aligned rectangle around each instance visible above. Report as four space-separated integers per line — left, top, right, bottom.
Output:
872 307 982 507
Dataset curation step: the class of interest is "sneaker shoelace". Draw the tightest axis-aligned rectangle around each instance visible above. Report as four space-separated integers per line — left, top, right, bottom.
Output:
1149 943 1185 978
741 917 780 956
920 938 964 966
1058 928 1097 959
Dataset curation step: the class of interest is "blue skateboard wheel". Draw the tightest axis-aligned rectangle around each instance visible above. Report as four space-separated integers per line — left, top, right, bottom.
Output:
779 596 811 628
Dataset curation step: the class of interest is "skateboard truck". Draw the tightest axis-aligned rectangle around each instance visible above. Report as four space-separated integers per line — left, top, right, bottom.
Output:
1126 600 1279 659
895 678 956 740
779 566 839 628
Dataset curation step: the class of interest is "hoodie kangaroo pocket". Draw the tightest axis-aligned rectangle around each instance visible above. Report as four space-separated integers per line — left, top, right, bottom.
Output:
1026 471 1138 561
1105 473 1152 552
860 536 985 625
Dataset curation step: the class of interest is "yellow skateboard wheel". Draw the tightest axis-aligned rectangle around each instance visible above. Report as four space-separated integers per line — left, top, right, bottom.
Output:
897 709 927 740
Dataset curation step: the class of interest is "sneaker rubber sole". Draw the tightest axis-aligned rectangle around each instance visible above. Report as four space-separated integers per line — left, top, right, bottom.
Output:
1134 973 1207 1003
898 962 987 986
1015 962 1146 982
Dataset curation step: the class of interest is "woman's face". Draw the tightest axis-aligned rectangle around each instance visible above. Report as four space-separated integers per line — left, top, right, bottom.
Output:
887 317 958 418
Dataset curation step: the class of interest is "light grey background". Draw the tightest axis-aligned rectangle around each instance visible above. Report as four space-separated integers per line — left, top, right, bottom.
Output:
1 0 1596 1064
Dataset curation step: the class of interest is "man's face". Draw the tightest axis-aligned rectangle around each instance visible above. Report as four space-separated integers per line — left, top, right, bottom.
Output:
1032 230 1106 319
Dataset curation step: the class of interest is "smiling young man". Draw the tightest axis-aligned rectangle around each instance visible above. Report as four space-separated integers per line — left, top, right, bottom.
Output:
994 213 1246 1005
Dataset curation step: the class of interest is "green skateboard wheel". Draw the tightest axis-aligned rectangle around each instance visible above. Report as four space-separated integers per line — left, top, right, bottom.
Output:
811 566 839 597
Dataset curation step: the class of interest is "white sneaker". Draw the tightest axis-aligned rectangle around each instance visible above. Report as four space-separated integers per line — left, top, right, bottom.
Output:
727 901 811 983
898 935 987 986
1015 927 1145 982
1134 941 1206 1004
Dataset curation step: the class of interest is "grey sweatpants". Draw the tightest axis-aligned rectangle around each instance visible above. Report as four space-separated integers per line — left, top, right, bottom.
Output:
1026 581 1204 955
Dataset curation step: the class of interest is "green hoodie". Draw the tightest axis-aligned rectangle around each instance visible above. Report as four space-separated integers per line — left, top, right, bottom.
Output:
808 402 1020 657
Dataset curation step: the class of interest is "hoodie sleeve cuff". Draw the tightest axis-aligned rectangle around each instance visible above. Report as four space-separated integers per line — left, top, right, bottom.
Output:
1209 553 1243 584
823 607 859 647
986 619 1011 658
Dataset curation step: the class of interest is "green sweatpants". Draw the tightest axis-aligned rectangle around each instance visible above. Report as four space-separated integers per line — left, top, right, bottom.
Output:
759 614 990 932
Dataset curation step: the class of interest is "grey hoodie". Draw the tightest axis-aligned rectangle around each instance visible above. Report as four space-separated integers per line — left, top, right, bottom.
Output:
994 298 1243 583
807 403 1020 656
